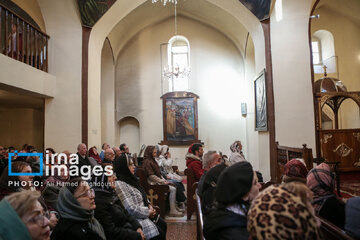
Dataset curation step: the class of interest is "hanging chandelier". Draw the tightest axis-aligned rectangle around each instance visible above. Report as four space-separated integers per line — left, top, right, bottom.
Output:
152 0 191 87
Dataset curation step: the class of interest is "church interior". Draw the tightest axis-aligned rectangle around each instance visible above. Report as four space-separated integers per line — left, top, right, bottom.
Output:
0 0 359 239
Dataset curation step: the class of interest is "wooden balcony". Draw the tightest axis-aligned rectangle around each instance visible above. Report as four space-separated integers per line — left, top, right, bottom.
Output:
0 3 49 72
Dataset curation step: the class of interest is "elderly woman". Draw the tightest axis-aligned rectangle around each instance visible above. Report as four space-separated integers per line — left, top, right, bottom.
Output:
307 162 345 228
228 141 246 165
51 178 106 240
142 145 183 217
203 161 261 240
115 154 167 240
0 191 51 240
0 161 34 200
92 172 145 240
282 159 308 183
248 184 321 240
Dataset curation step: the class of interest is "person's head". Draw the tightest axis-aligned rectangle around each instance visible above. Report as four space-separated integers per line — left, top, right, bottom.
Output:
247 184 321 240
113 147 121 157
8 146 15 153
144 145 156 160
66 178 95 210
307 162 334 199
101 143 110 151
127 157 135 175
0 146 5 157
26 146 35 153
45 148 55 159
88 146 98 157
77 143 87 156
6 191 50 240
104 148 115 162
120 143 129 154
0 162 32 190
191 143 204 158
215 161 260 207
282 159 308 184
28 149 39 162
203 151 222 171
230 141 242 153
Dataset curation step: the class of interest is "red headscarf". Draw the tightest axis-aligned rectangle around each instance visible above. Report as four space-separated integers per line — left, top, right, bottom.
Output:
89 147 102 164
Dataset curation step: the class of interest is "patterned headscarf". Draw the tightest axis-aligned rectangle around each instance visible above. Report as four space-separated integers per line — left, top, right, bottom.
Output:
283 159 308 184
248 184 321 240
306 163 335 213
230 141 242 153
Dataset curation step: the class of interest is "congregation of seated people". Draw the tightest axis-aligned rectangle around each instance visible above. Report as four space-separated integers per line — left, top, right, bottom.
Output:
0 141 360 240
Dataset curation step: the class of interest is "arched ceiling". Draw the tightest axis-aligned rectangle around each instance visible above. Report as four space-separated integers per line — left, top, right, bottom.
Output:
315 0 360 26
108 0 250 61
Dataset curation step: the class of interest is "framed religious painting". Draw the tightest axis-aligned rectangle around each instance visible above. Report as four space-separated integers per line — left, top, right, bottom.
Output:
254 69 268 131
160 92 202 146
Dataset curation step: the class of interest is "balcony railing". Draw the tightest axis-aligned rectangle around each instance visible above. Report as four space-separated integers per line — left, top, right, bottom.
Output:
0 4 49 72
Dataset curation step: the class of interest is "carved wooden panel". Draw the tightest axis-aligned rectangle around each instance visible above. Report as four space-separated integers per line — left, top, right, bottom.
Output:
319 129 360 172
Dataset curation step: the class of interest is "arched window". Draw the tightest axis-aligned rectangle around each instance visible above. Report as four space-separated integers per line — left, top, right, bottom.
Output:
311 37 322 65
166 35 190 92
312 30 336 75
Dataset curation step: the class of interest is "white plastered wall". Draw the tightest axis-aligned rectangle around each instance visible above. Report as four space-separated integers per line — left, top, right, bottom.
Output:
101 39 117 147
270 0 316 151
115 16 247 171
38 0 82 153
88 0 270 178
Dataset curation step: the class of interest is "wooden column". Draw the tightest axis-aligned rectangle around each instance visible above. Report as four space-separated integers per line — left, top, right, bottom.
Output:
261 19 277 182
81 26 91 145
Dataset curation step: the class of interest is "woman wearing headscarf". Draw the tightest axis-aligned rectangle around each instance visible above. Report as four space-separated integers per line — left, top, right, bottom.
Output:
247 184 322 240
51 178 106 240
89 147 102 165
307 162 345 228
228 141 246 165
203 161 261 240
92 172 145 240
141 145 183 217
282 159 308 184
115 154 167 240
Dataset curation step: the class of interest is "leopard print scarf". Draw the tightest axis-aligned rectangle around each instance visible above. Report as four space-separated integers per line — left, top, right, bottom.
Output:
247 184 321 240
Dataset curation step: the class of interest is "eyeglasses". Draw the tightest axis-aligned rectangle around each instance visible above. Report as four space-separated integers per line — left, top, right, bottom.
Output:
76 188 95 199
27 211 50 227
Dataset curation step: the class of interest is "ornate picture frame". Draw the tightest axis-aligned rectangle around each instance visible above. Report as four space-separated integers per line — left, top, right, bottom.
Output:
255 69 268 131
160 91 202 146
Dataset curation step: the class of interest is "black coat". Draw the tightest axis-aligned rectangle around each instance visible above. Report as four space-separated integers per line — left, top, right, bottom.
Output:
51 217 104 240
94 190 142 240
203 208 249 240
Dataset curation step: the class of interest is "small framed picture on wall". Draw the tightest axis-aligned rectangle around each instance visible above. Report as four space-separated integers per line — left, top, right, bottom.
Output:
254 69 268 131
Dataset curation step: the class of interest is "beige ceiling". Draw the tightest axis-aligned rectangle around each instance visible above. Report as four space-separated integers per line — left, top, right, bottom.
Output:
315 0 360 26
108 0 250 61
0 89 43 109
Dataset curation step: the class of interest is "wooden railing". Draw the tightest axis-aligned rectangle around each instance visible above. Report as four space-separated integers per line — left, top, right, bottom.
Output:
0 4 49 72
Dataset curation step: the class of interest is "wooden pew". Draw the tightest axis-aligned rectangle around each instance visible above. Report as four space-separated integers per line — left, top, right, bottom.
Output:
276 142 314 183
195 185 205 240
184 168 197 220
135 168 169 218
317 216 354 240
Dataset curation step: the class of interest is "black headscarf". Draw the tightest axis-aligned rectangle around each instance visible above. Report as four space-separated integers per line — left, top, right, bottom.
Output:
114 154 149 206
90 173 114 194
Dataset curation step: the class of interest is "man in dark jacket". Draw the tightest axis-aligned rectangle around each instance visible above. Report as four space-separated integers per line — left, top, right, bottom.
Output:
76 143 92 168
203 161 261 240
